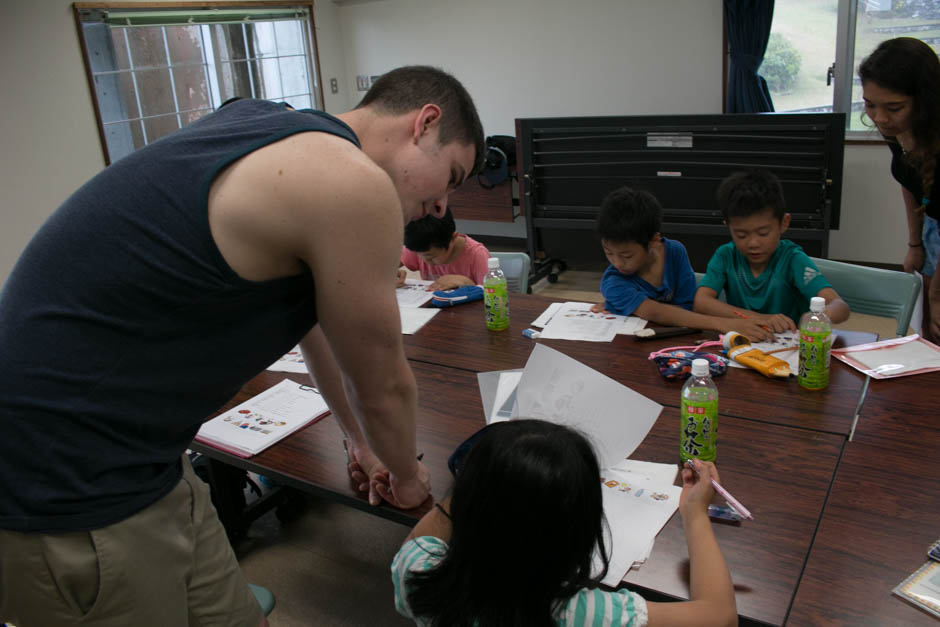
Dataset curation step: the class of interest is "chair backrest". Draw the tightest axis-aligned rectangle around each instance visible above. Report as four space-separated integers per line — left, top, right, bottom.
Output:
693 272 726 302
810 257 921 337
489 252 531 294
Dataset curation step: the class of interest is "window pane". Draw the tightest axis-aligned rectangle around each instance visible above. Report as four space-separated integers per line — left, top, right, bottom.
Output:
274 20 304 55
211 24 248 61
125 27 168 69
279 55 308 97
764 0 838 112
143 113 180 143
135 68 175 117
174 64 211 112
248 22 277 58
166 25 205 65
252 58 283 99
851 4 940 131
108 28 132 71
182 109 211 125
94 72 140 123
217 60 251 101
283 94 311 110
104 120 145 162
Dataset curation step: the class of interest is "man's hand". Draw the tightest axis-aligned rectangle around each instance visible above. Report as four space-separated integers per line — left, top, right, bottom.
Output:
375 462 431 509
590 302 609 314
345 441 387 506
396 267 408 287
720 318 777 342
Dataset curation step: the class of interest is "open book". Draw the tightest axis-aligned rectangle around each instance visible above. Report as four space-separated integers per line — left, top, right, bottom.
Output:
195 379 330 458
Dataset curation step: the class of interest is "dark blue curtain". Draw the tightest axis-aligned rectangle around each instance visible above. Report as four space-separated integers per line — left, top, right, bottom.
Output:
724 0 775 113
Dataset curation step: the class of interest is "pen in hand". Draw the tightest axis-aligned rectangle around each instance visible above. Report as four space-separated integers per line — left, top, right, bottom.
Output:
686 459 754 521
731 310 773 335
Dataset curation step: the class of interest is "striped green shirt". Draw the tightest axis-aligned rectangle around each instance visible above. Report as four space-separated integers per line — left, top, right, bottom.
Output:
391 537 648 626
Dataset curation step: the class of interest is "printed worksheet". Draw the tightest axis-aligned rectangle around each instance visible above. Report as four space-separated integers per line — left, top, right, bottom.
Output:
195 379 330 457
539 302 644 341
514 344 662 468
594 466 681 585
267 345 308 373
396 279 434 308
532 301 646 337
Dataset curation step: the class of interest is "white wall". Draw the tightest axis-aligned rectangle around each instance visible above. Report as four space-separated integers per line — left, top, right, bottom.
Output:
0 0 907 289
334 0 724 132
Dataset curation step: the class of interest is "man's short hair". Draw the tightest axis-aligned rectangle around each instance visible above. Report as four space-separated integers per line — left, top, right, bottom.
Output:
595 186 662 248
357 66 486 176
404 208 457 252
717 170 787 221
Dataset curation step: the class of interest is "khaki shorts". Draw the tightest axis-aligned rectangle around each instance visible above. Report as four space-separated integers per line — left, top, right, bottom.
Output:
0 455 264 627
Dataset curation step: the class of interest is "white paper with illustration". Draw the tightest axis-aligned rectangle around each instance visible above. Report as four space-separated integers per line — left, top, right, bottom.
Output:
195 379 330 457
594 466 682 586
267 345 308 373
513 344 662 468
396 278 434 308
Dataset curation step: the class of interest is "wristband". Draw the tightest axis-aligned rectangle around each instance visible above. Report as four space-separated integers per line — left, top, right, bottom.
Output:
909 241 924 247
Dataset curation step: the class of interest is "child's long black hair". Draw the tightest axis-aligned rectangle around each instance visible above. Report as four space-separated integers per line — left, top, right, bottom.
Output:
406 419 610 626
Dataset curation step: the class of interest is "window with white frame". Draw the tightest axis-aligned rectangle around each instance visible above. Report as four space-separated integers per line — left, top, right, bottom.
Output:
74 3 322 164
759 0 939 136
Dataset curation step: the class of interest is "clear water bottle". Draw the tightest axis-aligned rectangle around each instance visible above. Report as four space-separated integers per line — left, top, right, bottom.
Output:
798 296 832 390
483 257 510 331
680 358 718 463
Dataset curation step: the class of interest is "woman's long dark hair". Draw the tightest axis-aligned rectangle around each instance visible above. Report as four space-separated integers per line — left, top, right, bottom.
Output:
859 37 940 203
407 419 609 626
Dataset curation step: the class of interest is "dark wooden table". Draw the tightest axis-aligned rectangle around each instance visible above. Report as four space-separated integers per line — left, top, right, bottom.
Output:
787 378 940 626
190 361 486 526
193 360 844 626
404 293 872 436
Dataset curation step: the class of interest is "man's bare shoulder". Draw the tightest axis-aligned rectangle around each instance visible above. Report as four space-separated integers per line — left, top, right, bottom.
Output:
208 130 399 281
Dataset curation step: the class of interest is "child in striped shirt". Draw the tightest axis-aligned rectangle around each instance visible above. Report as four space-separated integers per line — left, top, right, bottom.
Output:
390 419 737 626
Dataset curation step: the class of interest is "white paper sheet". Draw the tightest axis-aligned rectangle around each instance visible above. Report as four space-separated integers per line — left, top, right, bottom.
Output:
396 279 434 308
594 466 682 586
514 344 662 468
532 301 646 337
539 302 626 342
400 307 439 335
195 379 330 457
489 371 523 424
842 335 940 377
267 345 308 373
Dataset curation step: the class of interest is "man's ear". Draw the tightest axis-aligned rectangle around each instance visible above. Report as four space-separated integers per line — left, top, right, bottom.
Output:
411 103 443 143
647 232 662 250
780 212 791 233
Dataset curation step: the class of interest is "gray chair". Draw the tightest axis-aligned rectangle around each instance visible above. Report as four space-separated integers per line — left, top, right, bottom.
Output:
693 271 725 302
810 257 921 337
490 252 531 294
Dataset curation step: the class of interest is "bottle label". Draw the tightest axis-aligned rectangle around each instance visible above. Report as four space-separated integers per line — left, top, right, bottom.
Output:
484 281 510 330
798 330 830 389
680 398 717 462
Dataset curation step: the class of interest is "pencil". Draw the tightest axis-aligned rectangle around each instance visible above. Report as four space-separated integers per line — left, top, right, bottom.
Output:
686 460 754 520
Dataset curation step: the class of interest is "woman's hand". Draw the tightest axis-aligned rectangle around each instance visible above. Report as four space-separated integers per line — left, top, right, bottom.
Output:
904 245 925 274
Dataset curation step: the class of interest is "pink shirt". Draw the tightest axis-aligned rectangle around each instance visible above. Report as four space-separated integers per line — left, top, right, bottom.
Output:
401 234 491 285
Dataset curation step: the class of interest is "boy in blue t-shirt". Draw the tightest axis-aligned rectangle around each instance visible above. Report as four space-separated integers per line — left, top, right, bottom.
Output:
592 186 775 339
694 170 849 333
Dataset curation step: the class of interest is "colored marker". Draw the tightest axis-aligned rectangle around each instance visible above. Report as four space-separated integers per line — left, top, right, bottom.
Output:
687 460 754 521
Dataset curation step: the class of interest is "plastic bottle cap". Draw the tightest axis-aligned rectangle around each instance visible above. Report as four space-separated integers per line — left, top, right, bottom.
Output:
810 296 825 312
487 257 500 269
691 358 709 376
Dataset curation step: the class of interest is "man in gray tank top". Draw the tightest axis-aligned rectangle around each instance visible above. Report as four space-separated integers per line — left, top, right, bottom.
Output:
0 65 484 627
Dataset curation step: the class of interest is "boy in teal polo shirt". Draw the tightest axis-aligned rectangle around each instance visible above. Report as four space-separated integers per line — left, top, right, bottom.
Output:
694 170 850 333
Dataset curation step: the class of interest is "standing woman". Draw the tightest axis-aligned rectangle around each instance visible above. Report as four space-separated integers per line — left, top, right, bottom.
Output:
859 37 940 339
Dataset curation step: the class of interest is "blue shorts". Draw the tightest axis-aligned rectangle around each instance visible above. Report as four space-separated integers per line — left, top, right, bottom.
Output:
922 216 940 277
